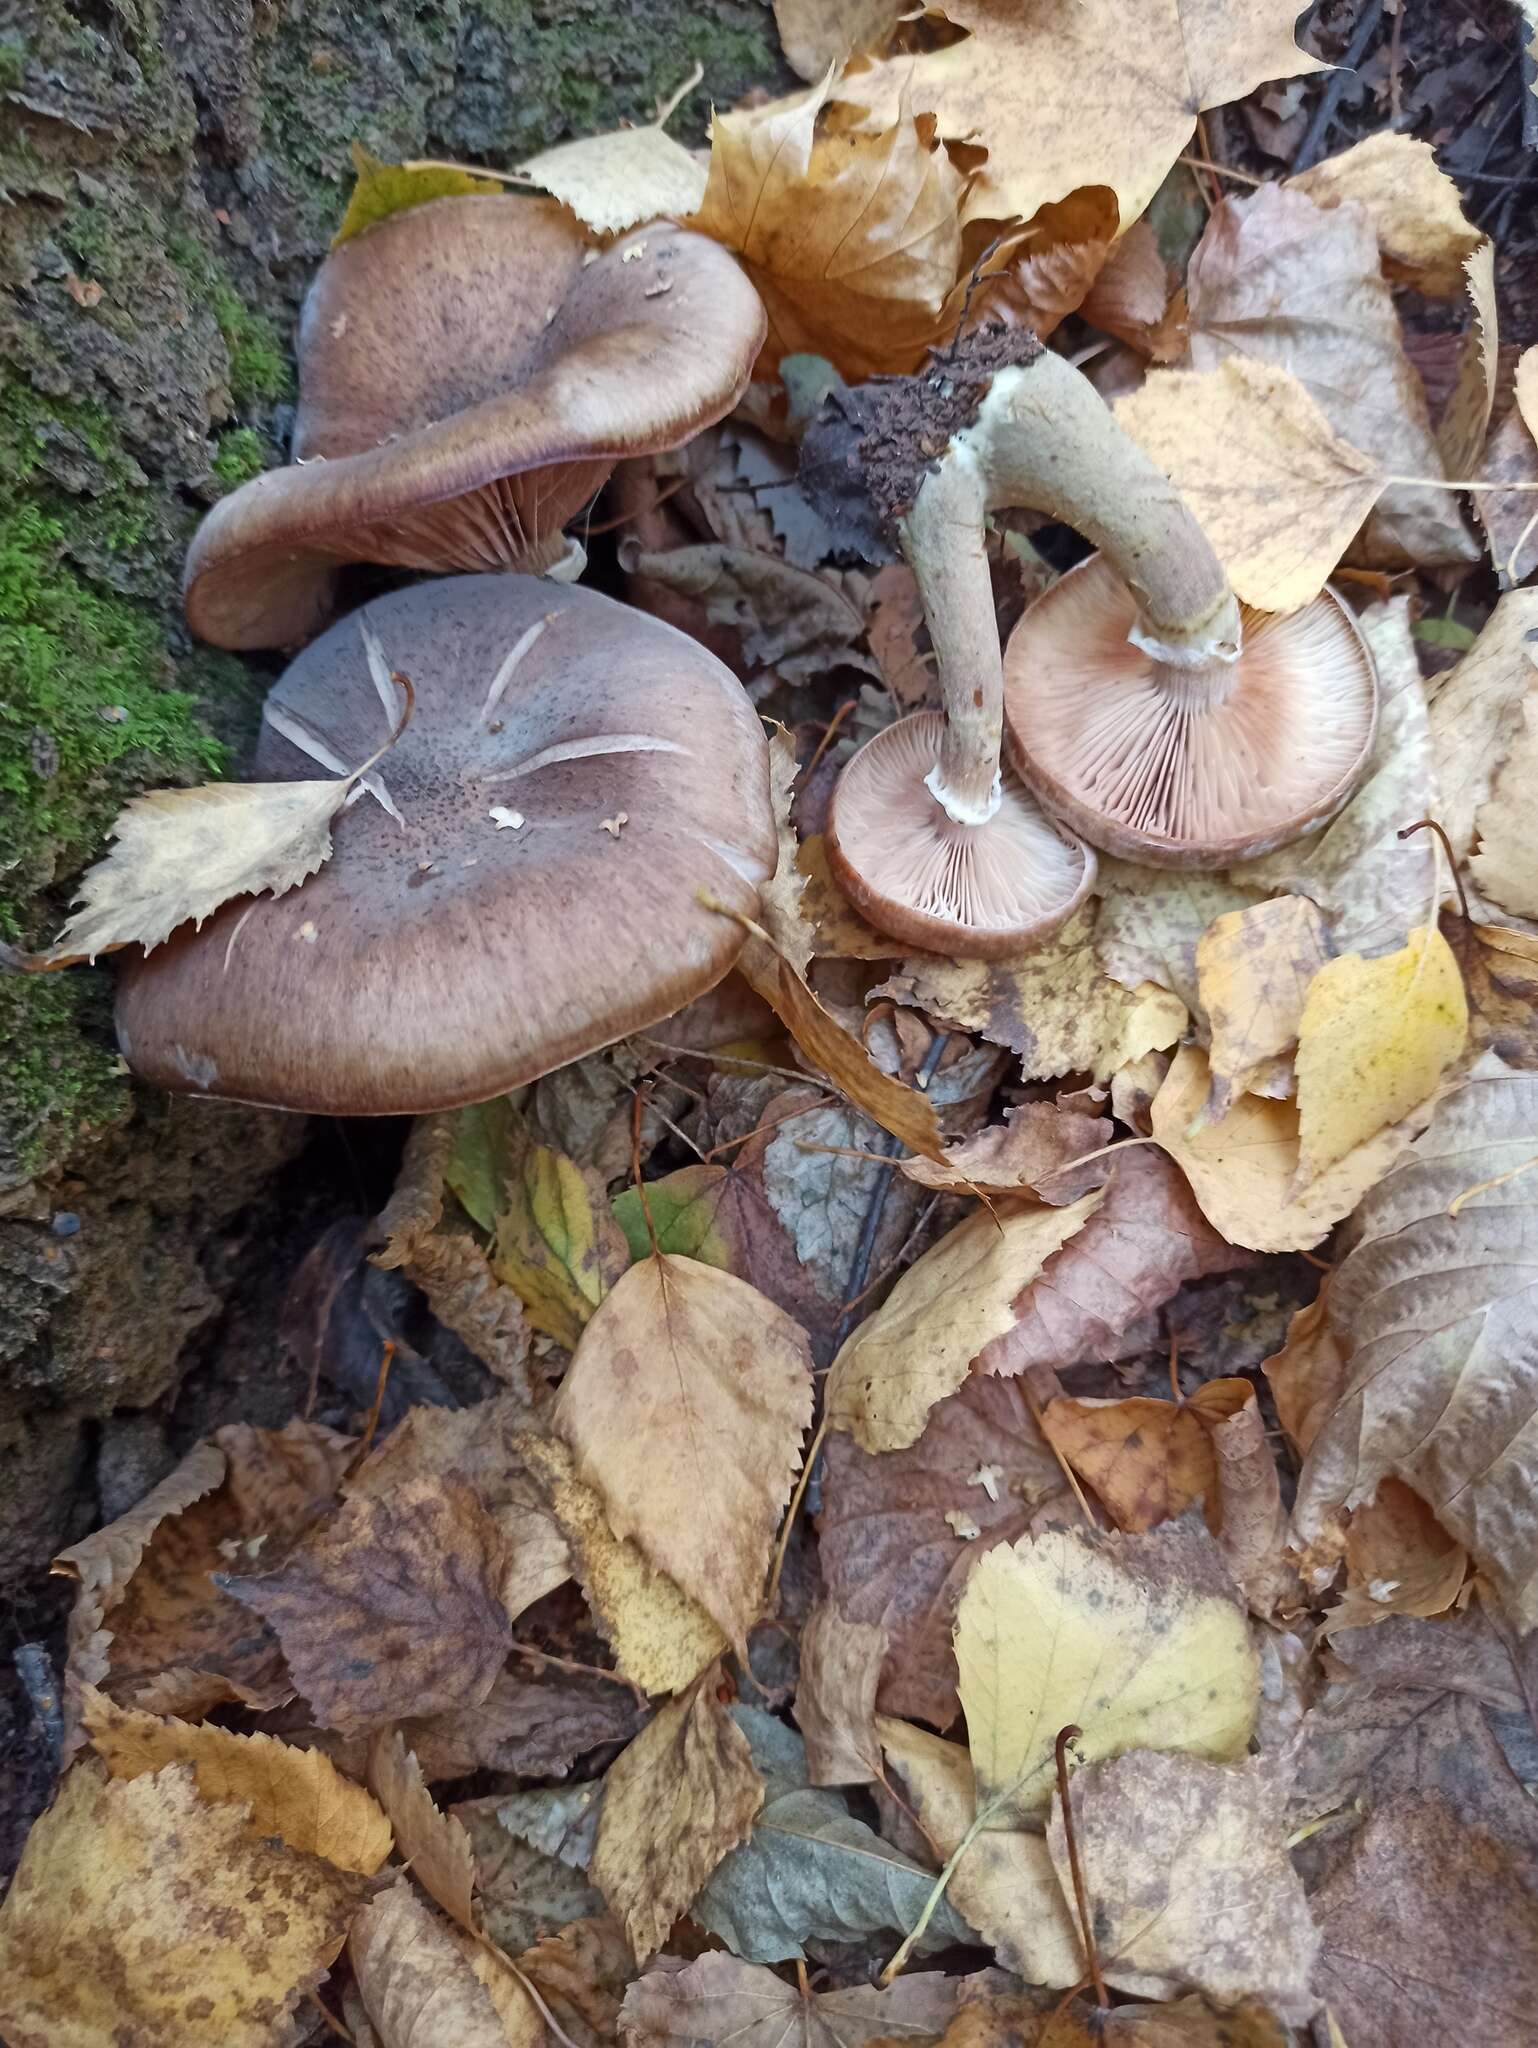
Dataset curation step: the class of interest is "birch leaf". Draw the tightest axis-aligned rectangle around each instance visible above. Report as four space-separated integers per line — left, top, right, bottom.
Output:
1290 132 1483 296
516 122 706 236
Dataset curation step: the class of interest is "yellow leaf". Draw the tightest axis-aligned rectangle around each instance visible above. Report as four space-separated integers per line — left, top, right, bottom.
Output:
1040 1390 1231 1534
834 0 1323 230
1151 1043 1429 1254
333 143 503 246
0 1764 369 2048
1520 346 1538 443
485 1119 631 1348
516 123 706 236
796 834 903 961
1195 896 1332 1122
1294 926 1468 1182
825 1192 1105 1453
956 1525 1258 1825
1115 359 1383 611
688 73 970 380
81 1688 391 1874
760 725 815 974
366 1730 477 1930
1290 133 1482 296
553 1253 814 1653
1471 688 1538 920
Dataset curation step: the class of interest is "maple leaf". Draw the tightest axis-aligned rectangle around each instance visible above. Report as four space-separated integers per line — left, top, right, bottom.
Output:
772 0 902 82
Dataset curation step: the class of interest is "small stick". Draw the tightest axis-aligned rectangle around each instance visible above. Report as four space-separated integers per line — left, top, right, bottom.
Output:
515 1642 648 1708
1291 0 1386 173
631 1086 661 1258
345 1340 396 1477
308 1993 354 2044
1055 1725 1109 2008
1398 818 1470 925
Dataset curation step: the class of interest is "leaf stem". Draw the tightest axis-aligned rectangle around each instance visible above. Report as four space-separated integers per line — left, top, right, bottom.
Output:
766 1412 829 1613
1055 1725 1108 2007
879 1805 990 1985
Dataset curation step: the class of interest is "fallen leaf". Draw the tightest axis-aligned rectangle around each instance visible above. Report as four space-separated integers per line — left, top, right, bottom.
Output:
1150 1042 1429 1253
1196 896 1331 1121
1428 590 1538 866
1184 182 1475 569
81 1687 391 1873
877 905 1188 1083
619 1952 1001 2048
956 1523 1258 1824
1079 219 1176 355
824 1191 1105 1452
350 1877 539 2048
1048 1751 1317 2016
863 564 935 710
367 1731 477 1929
795 1603 886 1785
590 1671 763 1963
1201 1383 1293 1614
1100 1998 1291 2048
898 1099 1113 1203
334 143 503 244
1461 917 1538 1068
493 1780 606 1870
1294 925 1469 1181
519 1432 727 1695
621 544 878 686
688 74 969 380
1115 359 1384 610
553 1253 813 1653
1040 1391 1226 1534
1290 132 1483 296
772 0 901 81
1293 1055 1538 1627
1437 242 1500 479
1093 862 1263 1026
1470 688 1538 919
0 1764 368 2048
980 187 1123 340
515 1914 634 2048
819 1374 1067 1728
516 121 707 236
1261 1287 1347 1458
1322 1479 1467 1636
835 0 1323 230
458 1799 607 1954
1473 384 1538 588
403 1660 642 1784
221 1476 512 1733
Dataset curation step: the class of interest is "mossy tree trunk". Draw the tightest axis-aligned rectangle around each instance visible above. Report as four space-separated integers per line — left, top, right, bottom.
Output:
0 0 780 1577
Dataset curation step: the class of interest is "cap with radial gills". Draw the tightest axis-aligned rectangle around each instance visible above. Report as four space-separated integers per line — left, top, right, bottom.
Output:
115 575 777 1115
1003 556 1379 868
828 710 1097 959
183 198 767 651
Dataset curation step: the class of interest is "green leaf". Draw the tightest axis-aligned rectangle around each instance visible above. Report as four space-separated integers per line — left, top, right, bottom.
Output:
333 144 504 247
1413 615 1479 652
612 1167 733 1265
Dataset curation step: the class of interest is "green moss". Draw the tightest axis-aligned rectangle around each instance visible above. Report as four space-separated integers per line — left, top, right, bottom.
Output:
0 37 27 92
209 426 272 492
0 973 127 1185
165 232 293 406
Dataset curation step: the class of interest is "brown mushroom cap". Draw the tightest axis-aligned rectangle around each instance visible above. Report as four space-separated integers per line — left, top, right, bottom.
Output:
1002 556 1378 868
183 199 767 650
115 575 777 1113
828 712 1096 958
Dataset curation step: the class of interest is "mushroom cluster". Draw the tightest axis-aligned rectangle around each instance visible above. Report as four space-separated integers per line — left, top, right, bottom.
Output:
801 328 1379 953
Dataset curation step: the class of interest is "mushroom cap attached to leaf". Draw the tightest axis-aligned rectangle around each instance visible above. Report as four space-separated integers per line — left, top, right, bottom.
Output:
115 575 777 1114
828 710 1096 957
1002 556 1379 868
183 199 767 650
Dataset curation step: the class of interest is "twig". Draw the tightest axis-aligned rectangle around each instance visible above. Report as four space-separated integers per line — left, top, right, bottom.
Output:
1291 0 1385 172
699 1094 835 1162
515 1642 649 1708
805 698 856 781
1387 0 1405 130
344 1340 396 1478
1398 818 1470 925
1055 1725 1109 2007
582 472 691 538
837 1195 942 1318
1177 153 1265 187
308 1993 354 2044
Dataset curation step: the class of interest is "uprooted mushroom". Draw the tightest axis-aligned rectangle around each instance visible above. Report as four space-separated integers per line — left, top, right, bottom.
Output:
800 327 1379 953
115 574 778 1114
183 197 767 651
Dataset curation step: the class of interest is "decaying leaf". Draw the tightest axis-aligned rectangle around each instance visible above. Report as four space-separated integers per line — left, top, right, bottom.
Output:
1261 1287 1347 1459
1196 896 1331 1121
1460 916 1538 1069
898 1099 1113 1203
621 544 879 686
350 1877 539 2048
515 119 707 236
554 1253 813 1653
1474 370 1538 588
824 1192 1105 1453
1290 132 1483 296
1437 241 1500 481
334 143 502 244
619 1952 1003 2048
1470 687 1538 920
590 1672 763 1963
1041 1386 1236 1535
0 1764 369 2048
794 1603 886 1785
399 1662 640 1784
367 1731 477 1930
1322 1479 1467 1635
1427 590 1538 866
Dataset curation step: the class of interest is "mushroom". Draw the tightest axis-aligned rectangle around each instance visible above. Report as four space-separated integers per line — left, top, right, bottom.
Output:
183 198 767 651
114 574 777 1114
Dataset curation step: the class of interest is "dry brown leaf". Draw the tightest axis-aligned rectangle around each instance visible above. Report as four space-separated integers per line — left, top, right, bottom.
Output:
515 121 707 235
834 0 1323 230
688 73 968 380
819 1374 1067 1729
922 1994 1096 2048
1100 1998 1291 2048
1261 1287 1347 1459
877 905 1188 1083
591 1672 763 1963
1196 896 1331 1121
982 1143 1248 1380
794 1603 887 1787
1289 132 1483 296
367 1731 477 1930
623 544 879 688
772 0 901 81
1473 375 1538 588
519 1431 727 1695
397 1230 533 1391
81 1686 392 1873
1322 1479 1468 1636
1047 1751 1318 2016
1293 1055 1538 1628
898 1100 1113 1203
554 1253 813 1654
515 1914 634 2048
1471 688 1538 919
980 187 1122 340
1093 861 1264 1026
1041 1390 1227 1534
1437 242 1500 480
1461 916 1538 1068
1429 590 1538 872
401 1662 643 1783
1151 1042 1429 1254
221 1475 512 1733
0 1764 369 2048
863 563 935 710
796 835 907 960
350 1877 539 2048
1115 359 1385 610
620 1951 1005 2047
1184 182 1476 569
824 1191 1105 1453
1080 219 1176 356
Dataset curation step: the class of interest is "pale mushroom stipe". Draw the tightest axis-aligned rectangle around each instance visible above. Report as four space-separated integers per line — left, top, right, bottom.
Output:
182 197 766 650
115 577 777 1114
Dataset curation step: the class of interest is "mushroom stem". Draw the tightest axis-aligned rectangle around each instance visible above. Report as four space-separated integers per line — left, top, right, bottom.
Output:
898 440 1003 826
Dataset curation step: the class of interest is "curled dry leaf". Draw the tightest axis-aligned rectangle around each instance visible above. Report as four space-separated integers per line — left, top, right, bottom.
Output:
367 1730 477 1930
1460 916 1538 1069
0 1764 370 2048
1294 1055 1538 1628
402 1662 641 1783
1047 1751 1318 2017
1321 1479 1467 1636
554 1253 813 1654
1261 1288 1347 1459
1289 131 1484 297
898 1099 1114 1204
957 1524 1258 1825
619 1951 1003 2048
1195 896 1331 1123
221 1475 512 1733
1427 590 1538 867
1436 242 1500 482
350 1877 539 2048
515 120 707 236
621 543 879 687
794 1603 886 1786
590 1672 763 1964
82 1685 392 1873
824 1191 1104 1453
1079 218 1177 356
818 1374 1067 1729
